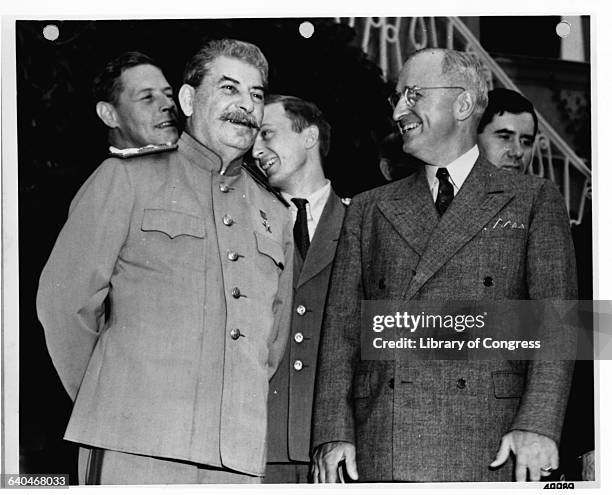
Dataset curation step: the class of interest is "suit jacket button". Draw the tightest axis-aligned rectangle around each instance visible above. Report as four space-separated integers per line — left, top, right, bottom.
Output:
231 287 241 298
219 183 229 193
223 215 234 226
230 328 242 340
293 360 303 371
227 251 238 261
388 378 395 389
296 304 306 315
294 332 304 343
483 276 493 287
456 378 466 389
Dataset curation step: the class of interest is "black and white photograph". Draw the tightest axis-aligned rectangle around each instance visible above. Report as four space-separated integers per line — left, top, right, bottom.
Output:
1 1 608 492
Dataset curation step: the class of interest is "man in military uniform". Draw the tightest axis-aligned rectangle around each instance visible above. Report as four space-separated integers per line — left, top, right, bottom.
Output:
37 39 293 484
93 51 179 152
252 95 346 483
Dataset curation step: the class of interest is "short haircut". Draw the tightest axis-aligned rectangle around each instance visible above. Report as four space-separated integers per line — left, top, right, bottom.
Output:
265 94 332 158
477 88 539 136
409 48 489 117
183 38 269 89
441 49 489 116
93 51 159 105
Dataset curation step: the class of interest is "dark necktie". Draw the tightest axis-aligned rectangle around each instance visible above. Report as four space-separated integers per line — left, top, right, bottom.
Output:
435 167 454 216
291 198 310 259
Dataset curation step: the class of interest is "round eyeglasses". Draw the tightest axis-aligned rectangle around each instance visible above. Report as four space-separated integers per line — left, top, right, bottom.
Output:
388 85 466 109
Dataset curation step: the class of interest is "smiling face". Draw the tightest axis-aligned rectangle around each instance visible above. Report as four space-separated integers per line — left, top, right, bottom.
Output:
111 64 178 148
392 51 464 165
252 102 311 193
180 56 264 162
478 111 536 173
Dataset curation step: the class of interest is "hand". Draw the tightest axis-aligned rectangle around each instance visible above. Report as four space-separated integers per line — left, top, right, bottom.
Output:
490 430 558 481
312 441 358 483
581 450 595 481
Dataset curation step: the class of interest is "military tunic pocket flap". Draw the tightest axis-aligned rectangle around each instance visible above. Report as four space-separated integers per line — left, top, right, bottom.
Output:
254 231 285 269
491 371 524 398
141 209 206 239
352 372 370 399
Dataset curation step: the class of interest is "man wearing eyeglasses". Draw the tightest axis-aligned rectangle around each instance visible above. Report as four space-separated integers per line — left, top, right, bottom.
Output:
311 48 576 482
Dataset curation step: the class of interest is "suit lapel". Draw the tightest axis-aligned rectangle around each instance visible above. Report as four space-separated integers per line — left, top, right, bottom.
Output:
293 249 304 287
404 157 516 299
296 191 345 288
377 169 438 256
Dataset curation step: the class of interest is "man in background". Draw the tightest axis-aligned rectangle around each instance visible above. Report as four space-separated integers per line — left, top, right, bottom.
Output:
479 88 594 481
378 131 416 182
93 51 179 152
252 95 346 483
477 87 538 173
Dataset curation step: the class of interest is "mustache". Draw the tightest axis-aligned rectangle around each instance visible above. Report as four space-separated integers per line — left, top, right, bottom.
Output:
221 110 260 130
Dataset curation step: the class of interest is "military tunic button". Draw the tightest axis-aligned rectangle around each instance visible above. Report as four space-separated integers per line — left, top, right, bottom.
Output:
296 305 306 315
294 332 304 343
223 215 234 226
230 328 241 340
231 287 241 298
483 276 493 287
227 251 238 261
456 378 466 389
293 360 303 371
219 183 229 193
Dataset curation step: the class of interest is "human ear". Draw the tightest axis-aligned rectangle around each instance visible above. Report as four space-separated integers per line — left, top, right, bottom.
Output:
303 125 320 150
178 84 196 117
95 101 119 128
454 90 476 121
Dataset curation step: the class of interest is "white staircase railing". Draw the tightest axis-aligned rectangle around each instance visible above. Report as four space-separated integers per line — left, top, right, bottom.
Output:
335 16 591 225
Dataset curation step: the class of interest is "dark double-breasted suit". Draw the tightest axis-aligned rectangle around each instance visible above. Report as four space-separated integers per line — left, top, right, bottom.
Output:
312 157 577 481
267 190 346 463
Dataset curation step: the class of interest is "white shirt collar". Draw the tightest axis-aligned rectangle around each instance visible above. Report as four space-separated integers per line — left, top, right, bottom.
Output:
281 180 332 240
425 145 479 197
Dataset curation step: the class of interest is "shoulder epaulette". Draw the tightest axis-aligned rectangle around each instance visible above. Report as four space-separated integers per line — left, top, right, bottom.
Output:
241 161 290 208
109 143 178 159
341 197 352 206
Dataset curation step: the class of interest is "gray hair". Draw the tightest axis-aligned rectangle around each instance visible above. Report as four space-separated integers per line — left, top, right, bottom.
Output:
440 49 489 116
183 38 269 88
408 48 489 116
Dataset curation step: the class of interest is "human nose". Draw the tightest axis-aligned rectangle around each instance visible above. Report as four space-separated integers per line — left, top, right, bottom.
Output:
507 138 524 158
159 93 176 113
252 135 264 159
238 91 255 114
392 97 409 122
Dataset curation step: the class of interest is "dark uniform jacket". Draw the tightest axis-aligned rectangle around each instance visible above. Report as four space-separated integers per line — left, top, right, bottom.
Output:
267 190 346 462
